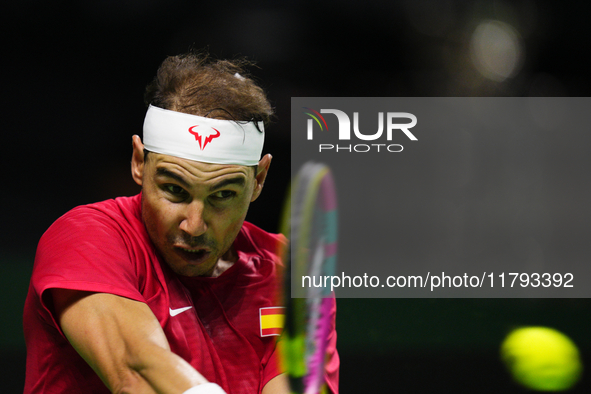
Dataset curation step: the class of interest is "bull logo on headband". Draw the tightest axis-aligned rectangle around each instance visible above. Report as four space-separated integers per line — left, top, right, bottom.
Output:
188 126 221 150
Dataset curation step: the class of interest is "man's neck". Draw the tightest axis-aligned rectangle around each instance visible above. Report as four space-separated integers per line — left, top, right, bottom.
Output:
211 246 238 277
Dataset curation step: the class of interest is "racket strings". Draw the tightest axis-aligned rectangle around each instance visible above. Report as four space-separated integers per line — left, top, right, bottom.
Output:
280 162 337 394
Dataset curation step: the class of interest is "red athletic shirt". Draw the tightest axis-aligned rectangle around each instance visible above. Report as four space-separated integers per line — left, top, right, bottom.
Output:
23 194 339 394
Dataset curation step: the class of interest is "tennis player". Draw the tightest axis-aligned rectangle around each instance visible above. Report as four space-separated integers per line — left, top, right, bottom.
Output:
23 53 339 394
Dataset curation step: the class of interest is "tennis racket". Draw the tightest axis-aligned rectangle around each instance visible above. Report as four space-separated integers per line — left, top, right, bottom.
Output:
279 162 338 394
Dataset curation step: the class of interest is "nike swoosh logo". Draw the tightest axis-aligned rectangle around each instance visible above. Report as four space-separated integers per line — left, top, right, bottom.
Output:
169 306 193 317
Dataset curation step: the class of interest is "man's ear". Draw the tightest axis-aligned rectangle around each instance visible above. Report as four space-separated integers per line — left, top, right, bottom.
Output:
131 135 145 186
251 154 272 202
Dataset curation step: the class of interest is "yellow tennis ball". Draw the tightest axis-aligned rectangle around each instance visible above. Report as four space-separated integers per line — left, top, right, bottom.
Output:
501 326 582 391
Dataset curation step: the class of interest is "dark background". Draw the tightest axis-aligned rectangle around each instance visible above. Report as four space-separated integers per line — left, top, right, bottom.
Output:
2 0 591 392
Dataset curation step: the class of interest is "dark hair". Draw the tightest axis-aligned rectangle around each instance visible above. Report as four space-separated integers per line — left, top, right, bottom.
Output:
144 51 273 127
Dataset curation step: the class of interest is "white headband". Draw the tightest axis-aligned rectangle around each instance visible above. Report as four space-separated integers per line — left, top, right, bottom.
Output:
143 105 265 166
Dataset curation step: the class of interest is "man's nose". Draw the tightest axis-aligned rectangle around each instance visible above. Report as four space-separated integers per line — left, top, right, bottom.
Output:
179 200 207 237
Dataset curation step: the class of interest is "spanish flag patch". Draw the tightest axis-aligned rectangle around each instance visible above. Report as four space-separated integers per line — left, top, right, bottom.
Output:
259 307 285 337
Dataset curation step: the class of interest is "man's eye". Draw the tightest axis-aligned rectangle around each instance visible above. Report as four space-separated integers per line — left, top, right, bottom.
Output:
212 190 236 200
165 185 185 195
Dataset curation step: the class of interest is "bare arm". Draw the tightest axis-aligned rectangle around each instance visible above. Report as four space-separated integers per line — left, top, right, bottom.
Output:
261 373 290 394
52 289 209 394
261 373 336 394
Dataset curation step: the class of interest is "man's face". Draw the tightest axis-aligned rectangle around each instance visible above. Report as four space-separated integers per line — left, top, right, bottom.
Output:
131 136 268 277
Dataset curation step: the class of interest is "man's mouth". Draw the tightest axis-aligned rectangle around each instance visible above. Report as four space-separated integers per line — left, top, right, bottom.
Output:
174 247 211 263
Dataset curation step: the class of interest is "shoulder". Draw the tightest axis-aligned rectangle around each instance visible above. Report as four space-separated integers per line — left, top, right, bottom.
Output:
65 194 141 225
43 195 141 238
36 194 145 259
29 195 149 327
